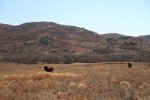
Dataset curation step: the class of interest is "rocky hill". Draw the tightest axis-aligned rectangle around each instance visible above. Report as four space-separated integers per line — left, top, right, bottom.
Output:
138 35 150 41
0 22 150 55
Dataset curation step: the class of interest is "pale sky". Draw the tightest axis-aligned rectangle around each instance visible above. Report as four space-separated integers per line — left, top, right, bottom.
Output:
0 0 150 36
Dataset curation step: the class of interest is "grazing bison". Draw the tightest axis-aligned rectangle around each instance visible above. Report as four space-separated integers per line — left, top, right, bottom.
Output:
128 63 132 68
44 66 53 72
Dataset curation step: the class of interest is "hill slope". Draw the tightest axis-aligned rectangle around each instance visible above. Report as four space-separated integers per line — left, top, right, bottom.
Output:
0 22 150 55
138 35 150 41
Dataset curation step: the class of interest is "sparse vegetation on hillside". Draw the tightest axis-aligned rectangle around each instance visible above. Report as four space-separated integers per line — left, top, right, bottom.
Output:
0 22 150 64
0 22 150 55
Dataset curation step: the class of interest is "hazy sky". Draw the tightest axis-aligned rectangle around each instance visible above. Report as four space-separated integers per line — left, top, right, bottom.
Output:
0 0 150 36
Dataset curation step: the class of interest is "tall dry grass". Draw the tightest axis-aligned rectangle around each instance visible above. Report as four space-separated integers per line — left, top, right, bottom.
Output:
0 62 150 100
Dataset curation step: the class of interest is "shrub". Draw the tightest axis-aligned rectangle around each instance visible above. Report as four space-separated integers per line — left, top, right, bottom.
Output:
0 53 150 64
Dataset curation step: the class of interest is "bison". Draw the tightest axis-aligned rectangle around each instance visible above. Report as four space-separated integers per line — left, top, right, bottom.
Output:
128 63 132 68
44 66 53 72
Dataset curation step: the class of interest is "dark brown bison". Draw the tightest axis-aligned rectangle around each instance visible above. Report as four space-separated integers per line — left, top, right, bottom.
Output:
44 66 53 72
128 63 132 68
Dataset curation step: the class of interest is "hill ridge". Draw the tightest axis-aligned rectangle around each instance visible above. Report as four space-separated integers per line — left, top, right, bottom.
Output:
0 22 150 55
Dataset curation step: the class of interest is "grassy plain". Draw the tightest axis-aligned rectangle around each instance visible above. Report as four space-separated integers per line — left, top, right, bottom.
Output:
0 62 150 100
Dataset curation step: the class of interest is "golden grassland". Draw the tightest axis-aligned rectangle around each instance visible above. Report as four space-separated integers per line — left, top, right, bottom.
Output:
0 62 150 100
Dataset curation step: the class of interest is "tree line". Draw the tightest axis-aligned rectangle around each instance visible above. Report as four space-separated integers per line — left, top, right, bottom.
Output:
0 53 149 64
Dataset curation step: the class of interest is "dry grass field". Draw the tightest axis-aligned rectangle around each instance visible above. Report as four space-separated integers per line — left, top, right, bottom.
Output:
0 62 150 100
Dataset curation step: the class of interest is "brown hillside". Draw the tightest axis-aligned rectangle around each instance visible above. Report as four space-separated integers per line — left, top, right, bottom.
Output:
0 22 150 55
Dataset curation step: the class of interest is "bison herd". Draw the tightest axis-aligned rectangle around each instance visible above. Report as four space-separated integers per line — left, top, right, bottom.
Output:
43 63 150 72
43 63 133 72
